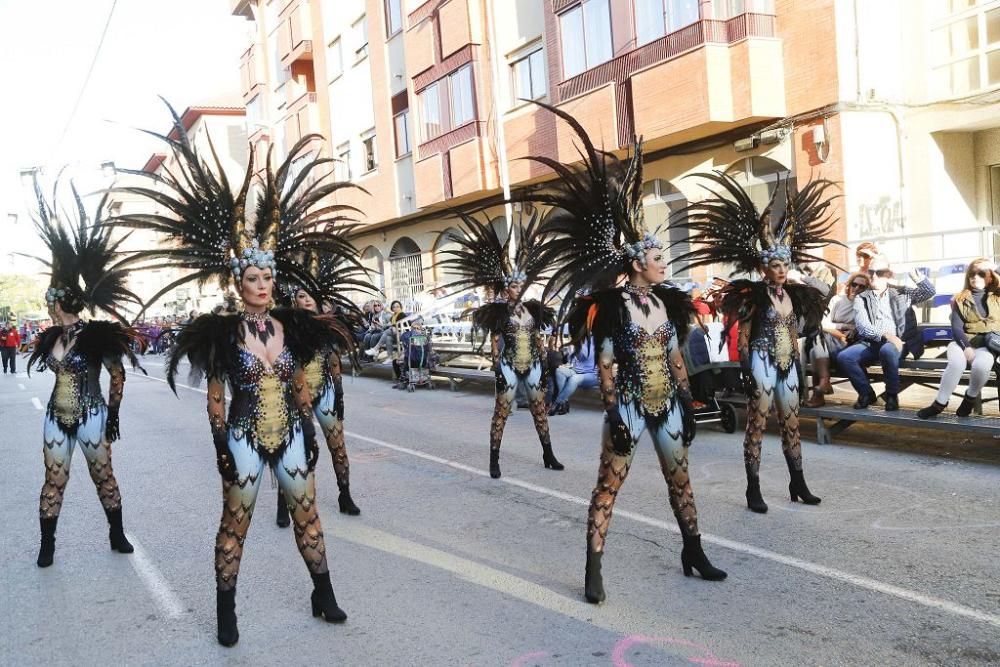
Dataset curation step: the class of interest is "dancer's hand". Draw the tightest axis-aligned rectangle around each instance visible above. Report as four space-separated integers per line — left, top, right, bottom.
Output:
334 389 345 421
105 406 121 443
605 408 633 456
212 429 238 482
677 388 697 446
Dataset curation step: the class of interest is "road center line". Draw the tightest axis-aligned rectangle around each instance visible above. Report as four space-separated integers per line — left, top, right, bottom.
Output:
131 371 1000 630
126 535 186 619
31 397 43 410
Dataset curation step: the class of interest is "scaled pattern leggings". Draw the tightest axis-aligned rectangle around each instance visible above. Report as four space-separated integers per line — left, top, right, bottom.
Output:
216 424 328 591
490 359 551 454
313 382 349 490
743 350 802 478
39 406 122 518
587 400 698 553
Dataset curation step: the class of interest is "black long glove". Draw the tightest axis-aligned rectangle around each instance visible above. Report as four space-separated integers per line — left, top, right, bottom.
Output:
212 428 238 482
334 387 345 422
302 415 319 471
677 387 697 446
605 407 634 456
105 406 121 443
493 359 508 392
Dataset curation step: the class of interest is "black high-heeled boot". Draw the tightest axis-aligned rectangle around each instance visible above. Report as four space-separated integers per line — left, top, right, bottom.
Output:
789 470 821 504
956 393 976 417
105 508 134 553
584 549 605 604
276 494 290 527
680 534 727 581
541 442 564 471
917 400 947 420
338 484 361 516
310 571 347 623
489 449 501 479
217 588 239 647
745 475 768 513
37 517 57 568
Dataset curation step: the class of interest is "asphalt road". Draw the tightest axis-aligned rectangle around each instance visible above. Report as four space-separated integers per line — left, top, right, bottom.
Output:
1 355 999 666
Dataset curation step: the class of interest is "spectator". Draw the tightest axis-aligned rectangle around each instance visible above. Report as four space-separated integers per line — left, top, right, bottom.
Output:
838 256 935 411
549 336 598 415
919 258 1000 419
366 300 406 358
1 323 19 373
362 301 389 351
854 242 879 273
803 272 870 407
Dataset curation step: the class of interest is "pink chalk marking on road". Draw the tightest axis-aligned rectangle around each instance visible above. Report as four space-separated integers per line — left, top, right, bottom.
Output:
510 651 550 666
611 635 740 667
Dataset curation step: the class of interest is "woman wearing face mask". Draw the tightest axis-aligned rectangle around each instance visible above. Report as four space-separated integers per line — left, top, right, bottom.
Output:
679 172 840 515
25 177 144 568
918 259 1000 419
803 272 870 407
439 207 563 479
113 106 365 646
519 102 726 603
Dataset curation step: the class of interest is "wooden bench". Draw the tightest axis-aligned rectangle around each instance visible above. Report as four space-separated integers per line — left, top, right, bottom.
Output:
800 403 1000 445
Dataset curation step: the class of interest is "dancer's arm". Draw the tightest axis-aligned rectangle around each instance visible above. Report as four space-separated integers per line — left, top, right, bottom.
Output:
292 366 320 470
207 376 237 481
667 328 697 446
491 333 501 371
103 356 126 443
328 351 345 421
598 337 631 455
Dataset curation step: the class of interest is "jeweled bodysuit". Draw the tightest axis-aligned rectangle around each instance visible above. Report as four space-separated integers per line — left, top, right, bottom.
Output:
211 342 328 590
587 299 699 553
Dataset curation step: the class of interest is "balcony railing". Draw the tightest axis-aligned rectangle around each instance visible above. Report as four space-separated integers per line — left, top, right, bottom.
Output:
556 13 776 103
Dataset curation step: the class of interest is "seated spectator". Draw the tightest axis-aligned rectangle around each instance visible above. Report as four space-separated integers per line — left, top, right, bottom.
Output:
366 300 407 358
803 272 870 407
854 242 879 274
362 301 389 351
919 258 1000 419
549 336 598 416
837 256 935 411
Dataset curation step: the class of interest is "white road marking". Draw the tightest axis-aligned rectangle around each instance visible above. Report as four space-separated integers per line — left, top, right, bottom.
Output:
130 372 1000 630
126 536 186 619
31 397 43 410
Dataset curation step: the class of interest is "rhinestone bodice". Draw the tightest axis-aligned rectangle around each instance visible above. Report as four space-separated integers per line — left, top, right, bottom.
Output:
613 319 678 417
749 306 799 372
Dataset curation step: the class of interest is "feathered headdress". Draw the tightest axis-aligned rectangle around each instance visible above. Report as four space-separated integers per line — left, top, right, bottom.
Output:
673 171 842 275
437 205 549 297
110 99 367 308
22 173 142 323
516 101 661 316
280 248 379 314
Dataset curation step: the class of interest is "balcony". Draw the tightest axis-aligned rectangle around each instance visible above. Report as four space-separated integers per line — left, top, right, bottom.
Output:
279 0 313 66
283 75 313 108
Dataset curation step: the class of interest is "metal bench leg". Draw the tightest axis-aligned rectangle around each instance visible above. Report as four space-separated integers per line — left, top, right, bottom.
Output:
449 377 458 392
815 417 831 445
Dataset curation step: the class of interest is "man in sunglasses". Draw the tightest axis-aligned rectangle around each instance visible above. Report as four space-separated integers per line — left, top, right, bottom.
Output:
838 256 935 410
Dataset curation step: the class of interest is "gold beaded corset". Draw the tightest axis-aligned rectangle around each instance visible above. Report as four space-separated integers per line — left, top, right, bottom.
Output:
302 350 331 399
750 307 799 374
228 347 297 456
45 349 104 432
615 320 678 418
501 313 540 374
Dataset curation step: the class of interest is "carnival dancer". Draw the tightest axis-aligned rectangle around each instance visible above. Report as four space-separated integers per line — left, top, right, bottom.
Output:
112 103 362 645
24 177 144 568
520 102 726 603
677 172 839 514
438 207 563 479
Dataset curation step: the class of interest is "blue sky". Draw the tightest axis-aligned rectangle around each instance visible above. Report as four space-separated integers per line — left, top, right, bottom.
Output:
0 0 248 271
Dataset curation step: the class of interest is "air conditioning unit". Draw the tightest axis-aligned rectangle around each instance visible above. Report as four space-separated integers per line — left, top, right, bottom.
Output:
734 136 759 152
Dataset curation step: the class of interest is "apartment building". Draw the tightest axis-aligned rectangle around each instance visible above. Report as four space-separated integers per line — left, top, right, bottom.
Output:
110 106 248 318
229 0 1000 307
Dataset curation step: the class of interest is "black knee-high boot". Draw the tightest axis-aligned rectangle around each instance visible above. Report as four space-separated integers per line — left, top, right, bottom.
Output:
217 588 239 646
276 493 290 527
105 507 134 553
37 517 58 567
489 449 501 479
311 571 347 622
745 475 768 513
584 548 605 604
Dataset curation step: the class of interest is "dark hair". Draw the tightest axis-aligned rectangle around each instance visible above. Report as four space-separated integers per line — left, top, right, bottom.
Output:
54 286 86 315
391 300 402 309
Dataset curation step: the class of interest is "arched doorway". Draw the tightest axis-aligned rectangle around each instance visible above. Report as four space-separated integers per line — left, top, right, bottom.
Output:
359 246 386 292
388 236 424 306
643 179 690 279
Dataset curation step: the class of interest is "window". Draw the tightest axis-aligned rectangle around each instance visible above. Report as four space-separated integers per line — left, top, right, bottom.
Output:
559 0 612 79
449 65 475 127
362 130 377 172
718 0 774 18
353 14 369 61
510 48 547 102
931 4 1000 96
245 94 262 127
389 237 424 306
394 109 411 157
420 82 442 141
327 37 343 80
634 0 701 44
336 141 352 180
385 0 403 36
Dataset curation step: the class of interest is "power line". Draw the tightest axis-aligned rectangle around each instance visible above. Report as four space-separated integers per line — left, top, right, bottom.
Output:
48 0 119 161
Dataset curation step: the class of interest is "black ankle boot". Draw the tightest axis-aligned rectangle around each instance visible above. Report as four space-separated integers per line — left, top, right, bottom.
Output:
884 393 899 412
956 393 976 417
105 508 134 553
745 476 768 513
217 588 239 646
541 442 564 471
338 485 361 516
789 469 821 504
276 495 290 527
310 572 347 623
680 534 727 581
917 400 947 420
489 449 501 479
37 517 57 568
584 549 606 603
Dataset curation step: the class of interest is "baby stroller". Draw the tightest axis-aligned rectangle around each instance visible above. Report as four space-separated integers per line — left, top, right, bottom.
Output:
684 324 740 434
393 324 437 392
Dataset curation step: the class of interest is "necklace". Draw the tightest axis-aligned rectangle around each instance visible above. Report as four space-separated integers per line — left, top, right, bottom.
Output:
241 311 275 345
60 320 85 347
624 283 656 316
768 282 785 303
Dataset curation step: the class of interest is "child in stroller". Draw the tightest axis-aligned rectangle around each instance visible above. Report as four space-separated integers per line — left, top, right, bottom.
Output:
392 317 437 391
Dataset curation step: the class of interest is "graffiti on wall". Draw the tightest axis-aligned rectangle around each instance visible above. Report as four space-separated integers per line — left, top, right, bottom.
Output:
857 196 904 238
